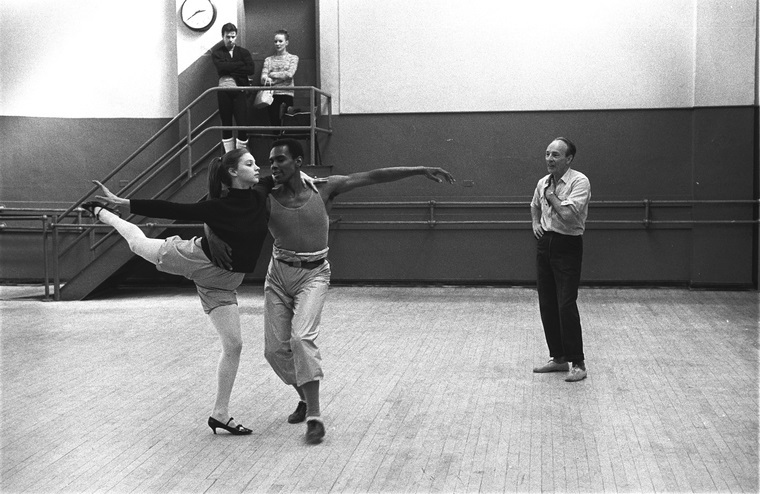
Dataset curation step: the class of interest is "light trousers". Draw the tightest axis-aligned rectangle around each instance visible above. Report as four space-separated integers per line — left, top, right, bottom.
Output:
263 258 331 387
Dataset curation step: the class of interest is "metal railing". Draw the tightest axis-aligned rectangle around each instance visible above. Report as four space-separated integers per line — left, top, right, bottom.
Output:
330 199 760 228
22 85 332 299
1 216 204 301
58 85 332 223
1 198 756 299
53 85 330 253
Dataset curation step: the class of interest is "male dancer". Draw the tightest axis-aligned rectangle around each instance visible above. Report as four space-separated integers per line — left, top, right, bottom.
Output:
207 139 455 443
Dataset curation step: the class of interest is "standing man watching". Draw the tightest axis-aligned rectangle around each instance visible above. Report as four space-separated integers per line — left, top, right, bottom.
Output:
207 139 455 443
530 137 591 382
211 23 255 153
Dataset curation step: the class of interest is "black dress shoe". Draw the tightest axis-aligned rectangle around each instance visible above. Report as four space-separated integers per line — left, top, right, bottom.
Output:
305 418 325 444
288 401 307 424
207 416 252 435
81 200 121 219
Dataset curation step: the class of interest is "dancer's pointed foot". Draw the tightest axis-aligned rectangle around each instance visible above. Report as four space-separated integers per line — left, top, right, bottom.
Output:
81 201 121 220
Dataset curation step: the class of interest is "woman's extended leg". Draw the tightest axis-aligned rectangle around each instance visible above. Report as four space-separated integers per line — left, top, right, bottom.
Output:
207 304 244 427
95 208 162 264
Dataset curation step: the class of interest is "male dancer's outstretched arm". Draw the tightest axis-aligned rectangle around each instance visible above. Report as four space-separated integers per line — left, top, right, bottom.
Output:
206 165 455 268
316 166 455 210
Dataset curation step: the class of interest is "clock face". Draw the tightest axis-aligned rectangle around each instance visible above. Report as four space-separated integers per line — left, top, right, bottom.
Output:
181 0 217 32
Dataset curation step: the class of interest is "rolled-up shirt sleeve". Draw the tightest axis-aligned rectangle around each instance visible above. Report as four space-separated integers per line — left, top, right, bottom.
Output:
561 176 590 217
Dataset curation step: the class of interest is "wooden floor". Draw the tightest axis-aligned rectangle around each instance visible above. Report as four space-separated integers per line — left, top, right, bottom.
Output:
1 284 757 493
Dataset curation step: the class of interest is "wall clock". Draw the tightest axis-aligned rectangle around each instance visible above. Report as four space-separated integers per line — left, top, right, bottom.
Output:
180 0 217 32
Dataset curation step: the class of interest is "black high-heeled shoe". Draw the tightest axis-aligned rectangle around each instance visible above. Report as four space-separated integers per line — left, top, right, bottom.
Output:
207 416 252 435
81 200 121 219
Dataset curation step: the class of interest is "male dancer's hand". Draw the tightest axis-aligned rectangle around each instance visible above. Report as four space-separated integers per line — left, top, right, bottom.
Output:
422 167 456 184
204 224 233 270
301 171 327 191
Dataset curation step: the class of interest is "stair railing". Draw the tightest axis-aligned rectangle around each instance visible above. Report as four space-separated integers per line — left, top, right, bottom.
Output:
49 85 332 299
57 86 330 222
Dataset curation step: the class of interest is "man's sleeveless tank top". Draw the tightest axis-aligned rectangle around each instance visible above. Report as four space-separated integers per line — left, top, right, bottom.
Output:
268 189 329 257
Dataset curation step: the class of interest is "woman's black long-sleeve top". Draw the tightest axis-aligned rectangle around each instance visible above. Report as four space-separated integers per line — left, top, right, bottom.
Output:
129 177 274 273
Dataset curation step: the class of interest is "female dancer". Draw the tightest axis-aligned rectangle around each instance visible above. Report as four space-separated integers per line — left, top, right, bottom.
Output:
83 149 315 435
261 29 299 127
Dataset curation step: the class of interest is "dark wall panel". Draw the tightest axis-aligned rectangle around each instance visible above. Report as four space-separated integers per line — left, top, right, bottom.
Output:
1 107 756 287
316 107 756 287
0 115 179 282
0 116 176 204
322 227 696 285
317 226 695 285
321 109 699 201
690 107 757 286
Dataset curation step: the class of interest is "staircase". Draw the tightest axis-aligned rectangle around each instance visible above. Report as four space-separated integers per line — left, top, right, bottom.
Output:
52 85 332 301
58 166 210 301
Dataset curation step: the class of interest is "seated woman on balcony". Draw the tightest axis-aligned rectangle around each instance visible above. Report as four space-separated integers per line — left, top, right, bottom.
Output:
82 149 318 436
261 29 299 128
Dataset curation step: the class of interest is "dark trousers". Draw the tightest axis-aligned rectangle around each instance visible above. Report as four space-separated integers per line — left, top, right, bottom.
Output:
217 90 248 140
267 95 294 127
536 231 585 363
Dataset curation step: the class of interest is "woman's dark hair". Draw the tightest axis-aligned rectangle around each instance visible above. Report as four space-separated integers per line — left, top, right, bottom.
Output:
222 23 237 36
208 148 247 199
275 29 289 40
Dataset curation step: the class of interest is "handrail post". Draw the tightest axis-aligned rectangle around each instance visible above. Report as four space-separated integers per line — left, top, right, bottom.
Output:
42 215 50 300
89 215 96 250
327 94 332 131
310 87 316 165
428 200 437 228
643 199 651 228
186 109 193 178
52 218 61 301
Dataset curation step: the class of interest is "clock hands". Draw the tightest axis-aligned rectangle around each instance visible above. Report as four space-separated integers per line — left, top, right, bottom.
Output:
187 9 206 20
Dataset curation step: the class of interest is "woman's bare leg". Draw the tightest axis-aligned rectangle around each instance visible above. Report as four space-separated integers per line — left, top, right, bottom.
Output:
95 208 162 264
207 304 244 426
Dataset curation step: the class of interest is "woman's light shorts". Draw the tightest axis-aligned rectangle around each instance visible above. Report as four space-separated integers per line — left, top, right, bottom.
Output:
156 236 245 314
